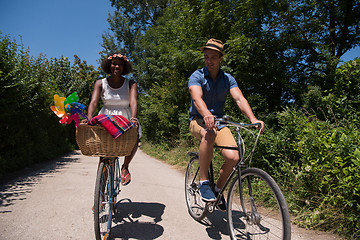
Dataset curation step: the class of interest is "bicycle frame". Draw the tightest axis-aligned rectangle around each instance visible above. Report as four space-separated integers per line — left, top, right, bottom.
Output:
186 117 291 239
208 118 262 211
108 157 121 204
99 157 122 237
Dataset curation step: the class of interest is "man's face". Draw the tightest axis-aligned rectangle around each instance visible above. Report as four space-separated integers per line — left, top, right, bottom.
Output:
204 49 223 72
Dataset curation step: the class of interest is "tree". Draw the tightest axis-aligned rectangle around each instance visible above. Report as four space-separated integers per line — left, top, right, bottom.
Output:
101 0 169 61
101 0 360 139
0 34 99 177
0 34 75 177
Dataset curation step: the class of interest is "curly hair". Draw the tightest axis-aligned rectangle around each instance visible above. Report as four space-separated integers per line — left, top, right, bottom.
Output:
101 53 132 75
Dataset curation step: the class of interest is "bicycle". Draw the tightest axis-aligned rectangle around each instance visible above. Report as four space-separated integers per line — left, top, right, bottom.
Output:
185 116 291 240
94 157 122 240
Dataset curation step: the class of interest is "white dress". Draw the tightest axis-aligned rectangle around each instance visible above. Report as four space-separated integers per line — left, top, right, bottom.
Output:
99 78 132 120
98 77 142 137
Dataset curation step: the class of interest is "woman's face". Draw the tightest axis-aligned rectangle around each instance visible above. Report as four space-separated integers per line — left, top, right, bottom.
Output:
110 58 124 76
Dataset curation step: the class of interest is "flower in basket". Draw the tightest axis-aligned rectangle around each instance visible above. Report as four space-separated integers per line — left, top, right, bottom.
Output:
50 92 88 127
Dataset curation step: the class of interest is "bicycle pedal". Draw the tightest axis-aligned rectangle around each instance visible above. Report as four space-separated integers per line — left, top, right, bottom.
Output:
206 203 215 213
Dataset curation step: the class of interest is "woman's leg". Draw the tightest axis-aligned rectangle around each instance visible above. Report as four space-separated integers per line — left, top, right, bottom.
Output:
121 138 139 184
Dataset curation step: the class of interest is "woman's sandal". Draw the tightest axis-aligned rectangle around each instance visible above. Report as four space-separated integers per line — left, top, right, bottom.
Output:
121 168 131 186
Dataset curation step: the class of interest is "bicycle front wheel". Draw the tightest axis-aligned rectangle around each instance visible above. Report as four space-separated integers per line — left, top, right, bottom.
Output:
94 161 113 240
112 157 121 214
227 168 291 240
185 154 208 221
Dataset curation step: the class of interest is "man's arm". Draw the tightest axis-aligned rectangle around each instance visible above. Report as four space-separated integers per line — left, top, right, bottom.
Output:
230 87 265 132
189 85 215 130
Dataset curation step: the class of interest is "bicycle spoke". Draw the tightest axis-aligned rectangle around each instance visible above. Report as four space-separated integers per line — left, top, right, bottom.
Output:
185 155 208 221
94 161 114 240
227 168 291 240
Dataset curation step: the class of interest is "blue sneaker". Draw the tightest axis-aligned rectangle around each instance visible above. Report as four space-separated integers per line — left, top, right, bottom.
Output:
215 192 227 211
199 182 216 202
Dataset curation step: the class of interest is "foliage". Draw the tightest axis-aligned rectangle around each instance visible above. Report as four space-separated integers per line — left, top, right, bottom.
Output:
257 108 359 239
255 59 360 239
0 34 99 178
101 2 360 235
103 0 360 142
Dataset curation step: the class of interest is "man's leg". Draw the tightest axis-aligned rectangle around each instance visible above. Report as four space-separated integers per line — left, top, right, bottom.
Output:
190 119 217 201
214 127 238 190
198 128 217 201
198 128 216 181
216 149 239 189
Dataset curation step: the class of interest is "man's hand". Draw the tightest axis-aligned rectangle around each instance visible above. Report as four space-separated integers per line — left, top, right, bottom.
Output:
203 115 215 130
251 119 265 134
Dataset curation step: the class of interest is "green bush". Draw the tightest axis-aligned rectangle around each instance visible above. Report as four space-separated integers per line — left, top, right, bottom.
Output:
0 34 98 178
257 107 360 239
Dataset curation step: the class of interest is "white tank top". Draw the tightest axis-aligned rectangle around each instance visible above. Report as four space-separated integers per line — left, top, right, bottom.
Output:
98 78 132 120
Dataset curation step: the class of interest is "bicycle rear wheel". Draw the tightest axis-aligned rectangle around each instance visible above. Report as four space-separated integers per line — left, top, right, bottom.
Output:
227 168 291 240
94 161 113 240
185 154 208 221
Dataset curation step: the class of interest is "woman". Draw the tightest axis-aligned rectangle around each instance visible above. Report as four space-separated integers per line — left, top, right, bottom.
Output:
84 53 139 186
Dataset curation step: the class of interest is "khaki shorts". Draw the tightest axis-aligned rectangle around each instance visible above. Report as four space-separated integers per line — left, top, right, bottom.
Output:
189 119 237 147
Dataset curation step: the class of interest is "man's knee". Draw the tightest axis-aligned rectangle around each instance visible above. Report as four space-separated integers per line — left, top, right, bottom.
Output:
223 150 239 164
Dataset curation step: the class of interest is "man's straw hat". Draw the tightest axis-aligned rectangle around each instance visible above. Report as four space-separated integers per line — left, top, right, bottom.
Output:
200 38 224 55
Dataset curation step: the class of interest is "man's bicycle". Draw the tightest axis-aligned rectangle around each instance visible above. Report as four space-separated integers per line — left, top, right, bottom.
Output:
94 157 122 240
185 116 291 240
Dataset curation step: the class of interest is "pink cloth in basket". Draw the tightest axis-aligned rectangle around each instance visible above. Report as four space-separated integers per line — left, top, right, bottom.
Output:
88 114 135 139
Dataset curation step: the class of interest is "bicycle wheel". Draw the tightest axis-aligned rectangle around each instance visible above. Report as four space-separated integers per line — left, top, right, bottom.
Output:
94 161 113 240
185 154 208 221
112 158 121 214
227 168 291 240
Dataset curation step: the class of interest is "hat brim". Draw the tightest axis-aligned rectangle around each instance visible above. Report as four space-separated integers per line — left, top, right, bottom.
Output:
200 46 224 55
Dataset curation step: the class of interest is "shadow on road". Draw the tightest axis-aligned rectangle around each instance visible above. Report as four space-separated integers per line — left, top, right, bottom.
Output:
197 210 230 239
110 198 165 239
0 151 81 209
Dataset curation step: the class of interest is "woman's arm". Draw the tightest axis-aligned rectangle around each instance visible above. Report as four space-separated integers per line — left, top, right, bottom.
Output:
129 80 138 125
86 79 102 121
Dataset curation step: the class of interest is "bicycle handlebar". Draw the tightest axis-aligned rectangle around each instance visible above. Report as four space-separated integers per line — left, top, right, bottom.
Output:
214 116 262 130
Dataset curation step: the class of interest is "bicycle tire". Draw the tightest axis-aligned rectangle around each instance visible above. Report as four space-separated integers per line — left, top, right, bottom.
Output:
112 158 120 214
94 161 113 240
185 155 208 221
227 168 291 240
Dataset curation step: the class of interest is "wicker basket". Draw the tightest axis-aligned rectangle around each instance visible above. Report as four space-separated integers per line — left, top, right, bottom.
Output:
76 124 138 157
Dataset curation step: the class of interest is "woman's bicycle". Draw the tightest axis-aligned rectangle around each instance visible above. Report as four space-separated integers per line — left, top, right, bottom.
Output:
76 123 138 240
185 116 291 240
94 157 122 240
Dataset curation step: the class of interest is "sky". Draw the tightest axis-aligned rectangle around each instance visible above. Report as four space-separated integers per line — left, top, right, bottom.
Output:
0 0 359 68
0 0 115 67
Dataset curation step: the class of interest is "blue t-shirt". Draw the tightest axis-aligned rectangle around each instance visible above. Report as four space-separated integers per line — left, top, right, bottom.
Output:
188 67 238 120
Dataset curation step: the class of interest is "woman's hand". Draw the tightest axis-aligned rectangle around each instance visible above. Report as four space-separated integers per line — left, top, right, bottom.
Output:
130 117 139 127
80 119 88 124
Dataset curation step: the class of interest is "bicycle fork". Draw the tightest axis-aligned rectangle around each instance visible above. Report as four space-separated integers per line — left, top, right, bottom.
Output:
238 169 262 225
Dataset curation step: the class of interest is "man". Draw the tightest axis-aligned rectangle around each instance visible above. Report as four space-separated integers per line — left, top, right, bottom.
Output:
188 38 264 210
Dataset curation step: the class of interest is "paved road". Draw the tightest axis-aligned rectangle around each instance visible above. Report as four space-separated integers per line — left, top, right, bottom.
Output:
0 150 342 239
